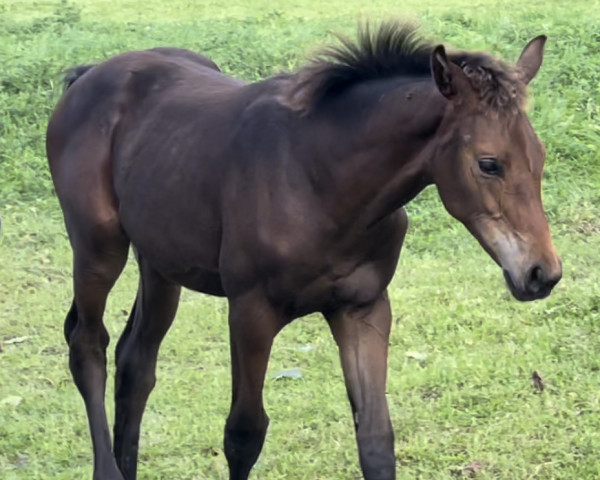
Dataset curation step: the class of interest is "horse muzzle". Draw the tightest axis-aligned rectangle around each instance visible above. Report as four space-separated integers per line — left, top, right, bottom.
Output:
503 260 562 301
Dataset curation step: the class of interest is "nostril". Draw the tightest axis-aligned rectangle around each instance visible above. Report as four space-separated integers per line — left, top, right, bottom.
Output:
526 265 545 293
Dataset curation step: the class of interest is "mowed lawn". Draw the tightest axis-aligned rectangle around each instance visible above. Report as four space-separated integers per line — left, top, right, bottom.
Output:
1 0 600 479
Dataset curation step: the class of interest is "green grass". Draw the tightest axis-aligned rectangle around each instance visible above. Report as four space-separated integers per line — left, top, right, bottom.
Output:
1 0 600 478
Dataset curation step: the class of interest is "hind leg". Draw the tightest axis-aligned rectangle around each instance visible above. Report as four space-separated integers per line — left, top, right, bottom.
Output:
66 223 129 480
113 256 181 480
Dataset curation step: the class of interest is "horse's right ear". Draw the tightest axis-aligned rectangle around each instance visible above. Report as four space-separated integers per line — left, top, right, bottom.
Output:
516 35 546 85
431 45 471 102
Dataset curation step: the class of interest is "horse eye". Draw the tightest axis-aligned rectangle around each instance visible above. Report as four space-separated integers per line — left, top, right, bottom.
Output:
478 158 502 176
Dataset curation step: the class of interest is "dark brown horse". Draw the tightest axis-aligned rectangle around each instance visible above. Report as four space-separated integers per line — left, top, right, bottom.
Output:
47 23 561 480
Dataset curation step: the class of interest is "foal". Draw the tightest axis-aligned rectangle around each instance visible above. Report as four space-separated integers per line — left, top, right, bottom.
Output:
47 23 561 479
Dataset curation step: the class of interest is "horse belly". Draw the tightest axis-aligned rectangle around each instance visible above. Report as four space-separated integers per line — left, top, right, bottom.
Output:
163 267 225 296
117 171 224 295
126 217 225 295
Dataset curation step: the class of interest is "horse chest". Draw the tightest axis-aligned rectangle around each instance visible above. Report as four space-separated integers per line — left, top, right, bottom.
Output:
221 208 406 315
255 234 397 317
264 255 390 317
286 215 405 314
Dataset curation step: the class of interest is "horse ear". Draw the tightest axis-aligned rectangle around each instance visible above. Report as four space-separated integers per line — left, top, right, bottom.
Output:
516 35 546 85
431 45 471 102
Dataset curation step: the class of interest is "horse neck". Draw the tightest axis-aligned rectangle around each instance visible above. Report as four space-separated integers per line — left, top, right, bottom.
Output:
302 78 446 229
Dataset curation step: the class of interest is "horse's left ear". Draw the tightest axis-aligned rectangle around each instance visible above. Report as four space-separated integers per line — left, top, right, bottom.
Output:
431 45 472 103
516 35 547 85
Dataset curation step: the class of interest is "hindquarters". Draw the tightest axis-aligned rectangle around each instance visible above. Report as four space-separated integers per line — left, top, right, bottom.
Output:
46 47 225 479
47 47 225 248
47 55 130 268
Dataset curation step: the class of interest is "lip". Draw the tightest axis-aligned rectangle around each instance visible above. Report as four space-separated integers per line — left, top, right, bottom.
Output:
503 269 552 302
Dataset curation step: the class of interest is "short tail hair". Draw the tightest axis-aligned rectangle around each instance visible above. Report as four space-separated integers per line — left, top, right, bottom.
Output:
63 64 95 90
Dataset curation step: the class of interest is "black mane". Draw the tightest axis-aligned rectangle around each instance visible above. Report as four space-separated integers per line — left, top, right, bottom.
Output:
292 21 524 112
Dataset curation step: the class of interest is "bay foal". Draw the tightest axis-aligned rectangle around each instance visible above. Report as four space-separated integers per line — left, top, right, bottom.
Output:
47 23 561 479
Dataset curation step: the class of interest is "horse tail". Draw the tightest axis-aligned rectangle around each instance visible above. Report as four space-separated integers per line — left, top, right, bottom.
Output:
63 65 95 90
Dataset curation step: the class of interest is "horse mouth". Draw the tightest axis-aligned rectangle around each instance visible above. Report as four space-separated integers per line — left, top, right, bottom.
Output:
503 269 553 302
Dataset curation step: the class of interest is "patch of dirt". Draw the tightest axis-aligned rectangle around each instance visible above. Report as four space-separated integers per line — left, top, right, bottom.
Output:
575 220 600 235
451 460 483 477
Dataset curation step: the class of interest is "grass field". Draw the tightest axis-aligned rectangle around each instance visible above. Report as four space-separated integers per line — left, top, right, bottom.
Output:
1 0 600 478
